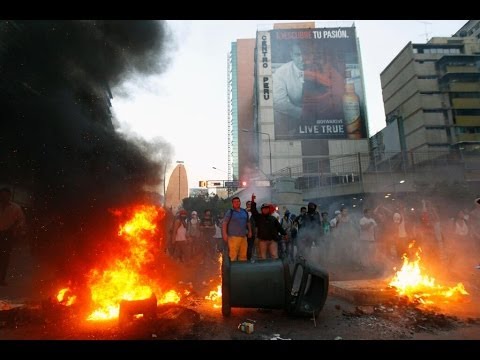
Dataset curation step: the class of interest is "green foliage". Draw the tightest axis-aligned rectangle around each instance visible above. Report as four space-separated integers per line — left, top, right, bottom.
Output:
181 193 231 217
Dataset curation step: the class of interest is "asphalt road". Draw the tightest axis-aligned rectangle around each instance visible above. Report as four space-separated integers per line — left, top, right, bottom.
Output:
1 245 480 341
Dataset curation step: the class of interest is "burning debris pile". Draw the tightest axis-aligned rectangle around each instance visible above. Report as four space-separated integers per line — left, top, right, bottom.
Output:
1 204 223 338
388 241 469 308
329 239 478 338
52 204 221 322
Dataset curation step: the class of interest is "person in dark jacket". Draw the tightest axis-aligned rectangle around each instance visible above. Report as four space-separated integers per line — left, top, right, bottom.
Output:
297 202 322 257
250 198 287 260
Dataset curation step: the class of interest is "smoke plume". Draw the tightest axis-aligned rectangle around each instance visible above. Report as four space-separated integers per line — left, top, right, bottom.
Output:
0 20 173 273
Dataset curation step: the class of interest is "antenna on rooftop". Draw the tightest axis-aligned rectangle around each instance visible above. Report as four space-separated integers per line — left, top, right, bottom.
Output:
418 21 432 42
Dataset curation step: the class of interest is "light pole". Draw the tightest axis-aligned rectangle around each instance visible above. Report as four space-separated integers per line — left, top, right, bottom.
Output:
242 128 272 176
176 160 184 206
212 166 228 177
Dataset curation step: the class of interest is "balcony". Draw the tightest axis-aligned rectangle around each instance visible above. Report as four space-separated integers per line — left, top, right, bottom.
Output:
455 116 480 126
444 65 479 74
448 82 480 92
451 98 480 109
455 133 480 142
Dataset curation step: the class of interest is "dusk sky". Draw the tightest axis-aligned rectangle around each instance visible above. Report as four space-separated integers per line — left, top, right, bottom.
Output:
112 20 468 191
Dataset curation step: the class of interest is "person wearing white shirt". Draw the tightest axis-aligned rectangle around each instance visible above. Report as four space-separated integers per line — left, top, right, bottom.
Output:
359 209 378 270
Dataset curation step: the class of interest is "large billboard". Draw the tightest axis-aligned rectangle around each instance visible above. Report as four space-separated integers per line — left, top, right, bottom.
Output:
269 27 367 140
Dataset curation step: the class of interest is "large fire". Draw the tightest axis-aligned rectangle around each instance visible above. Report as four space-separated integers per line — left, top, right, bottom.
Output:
389 242 469 306
54 204 184 320
55 204 225 320
86 204 184 320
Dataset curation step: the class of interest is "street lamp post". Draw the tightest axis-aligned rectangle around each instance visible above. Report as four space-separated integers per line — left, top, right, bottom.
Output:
176 160 184 206
212 166 228 177
242 128 272 176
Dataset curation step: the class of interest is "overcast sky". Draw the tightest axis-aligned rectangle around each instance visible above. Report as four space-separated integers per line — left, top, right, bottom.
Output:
112 20 468 191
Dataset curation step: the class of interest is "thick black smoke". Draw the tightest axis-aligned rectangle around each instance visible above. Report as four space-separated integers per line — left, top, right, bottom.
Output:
0 20 173 274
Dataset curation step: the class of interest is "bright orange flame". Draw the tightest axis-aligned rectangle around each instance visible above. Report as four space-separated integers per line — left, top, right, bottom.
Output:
389 242 469 306
205 284 222 309
158 290 181 305
56 287 77 306
86 205 181 320
205 253 222 309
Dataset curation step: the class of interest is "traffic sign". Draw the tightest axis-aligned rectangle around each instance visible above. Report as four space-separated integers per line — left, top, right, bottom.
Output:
224 180 239 188
207 180 224 188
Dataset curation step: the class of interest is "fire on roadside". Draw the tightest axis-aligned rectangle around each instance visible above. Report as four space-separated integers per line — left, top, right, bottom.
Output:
56 287 77 306
205 253 222 309
388 241 469 306
55 204 183 320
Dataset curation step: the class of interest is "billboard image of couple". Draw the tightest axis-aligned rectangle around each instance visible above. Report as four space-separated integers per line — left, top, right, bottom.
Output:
271 27 367 140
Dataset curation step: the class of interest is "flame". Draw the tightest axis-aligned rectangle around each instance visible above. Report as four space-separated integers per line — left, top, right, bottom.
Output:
205 284 222 309
205 253 223 309
389 242 469 306
85 204 181 321
56 287 77 306
158 290 181 305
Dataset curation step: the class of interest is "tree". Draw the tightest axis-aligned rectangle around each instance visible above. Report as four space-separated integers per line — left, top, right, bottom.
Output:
181 194 231 217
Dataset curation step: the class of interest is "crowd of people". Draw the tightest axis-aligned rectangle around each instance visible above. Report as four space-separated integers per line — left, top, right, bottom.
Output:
164 193 480 276
3 185 479 287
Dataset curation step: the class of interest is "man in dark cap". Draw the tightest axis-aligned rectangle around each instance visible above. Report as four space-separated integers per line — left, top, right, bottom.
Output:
297 202 322 257
250 199 287 260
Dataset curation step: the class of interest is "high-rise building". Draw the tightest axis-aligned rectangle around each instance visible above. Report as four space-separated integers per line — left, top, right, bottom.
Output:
227 39 256 183
252 22 369 185
454 20 480 39
379 30 480 159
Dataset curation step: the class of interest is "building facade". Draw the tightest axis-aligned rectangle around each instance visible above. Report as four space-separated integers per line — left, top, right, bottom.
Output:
379 33 480 163
252 22 370 186
165 163 189 211
227 39 256 183
454 20 480 39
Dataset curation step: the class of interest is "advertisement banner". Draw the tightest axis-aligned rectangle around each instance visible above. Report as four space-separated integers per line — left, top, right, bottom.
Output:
257 32 273 109
270 27 367 140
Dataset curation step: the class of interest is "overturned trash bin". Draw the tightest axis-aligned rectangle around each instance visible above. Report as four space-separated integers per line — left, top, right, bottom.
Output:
287 257 329 317
221 252 328 317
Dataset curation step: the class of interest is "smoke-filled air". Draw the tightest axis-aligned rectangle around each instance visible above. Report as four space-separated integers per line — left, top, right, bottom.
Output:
0 20 174 278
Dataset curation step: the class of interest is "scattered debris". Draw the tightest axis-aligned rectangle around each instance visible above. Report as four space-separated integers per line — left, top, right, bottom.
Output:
270 333 291 340
334 336 343 340
355 306 375 315
238 322 254 334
